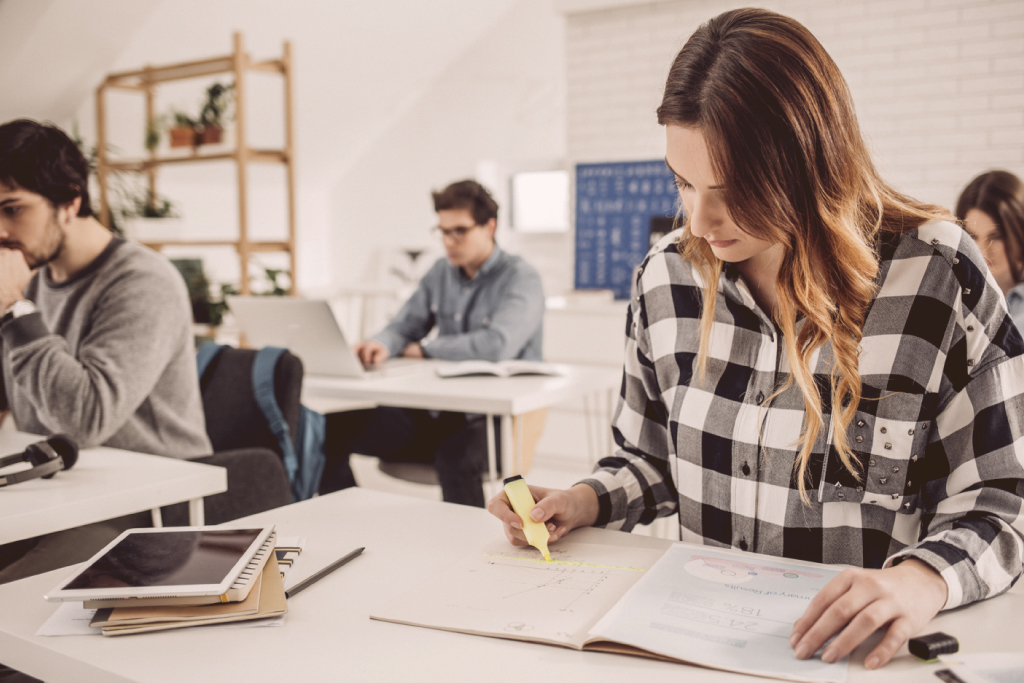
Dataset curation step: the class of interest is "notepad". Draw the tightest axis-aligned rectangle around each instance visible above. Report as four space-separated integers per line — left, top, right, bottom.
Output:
371 539 848 683
434 360 568 378
93 555 287 636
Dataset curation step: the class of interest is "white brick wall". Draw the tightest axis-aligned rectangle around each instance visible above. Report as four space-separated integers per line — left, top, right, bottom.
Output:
564 0 1024 211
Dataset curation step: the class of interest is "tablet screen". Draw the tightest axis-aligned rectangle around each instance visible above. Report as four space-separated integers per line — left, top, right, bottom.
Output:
63 529 263 590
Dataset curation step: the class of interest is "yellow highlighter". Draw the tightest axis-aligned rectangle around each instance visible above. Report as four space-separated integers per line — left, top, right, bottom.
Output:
503 475 551 562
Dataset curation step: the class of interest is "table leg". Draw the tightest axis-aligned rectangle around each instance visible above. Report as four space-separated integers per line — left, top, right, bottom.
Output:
582 394 596 468
514 414 524 476
501 414 513 484
150 508 163 528
605 386 615 460
485 414 497 498
189 498 205 526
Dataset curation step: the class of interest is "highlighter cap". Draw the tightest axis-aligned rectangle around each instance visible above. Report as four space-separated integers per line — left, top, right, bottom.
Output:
503 475 524 486
908 632 958 661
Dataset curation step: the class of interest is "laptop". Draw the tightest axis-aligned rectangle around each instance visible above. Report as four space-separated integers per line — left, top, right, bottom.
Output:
226 296 421 379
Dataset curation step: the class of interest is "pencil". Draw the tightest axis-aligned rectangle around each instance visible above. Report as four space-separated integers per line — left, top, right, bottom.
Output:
285 547 365 599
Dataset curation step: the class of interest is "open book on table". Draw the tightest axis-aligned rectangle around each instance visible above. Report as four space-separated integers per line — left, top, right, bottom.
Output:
371 539 848 683
434 360 569 378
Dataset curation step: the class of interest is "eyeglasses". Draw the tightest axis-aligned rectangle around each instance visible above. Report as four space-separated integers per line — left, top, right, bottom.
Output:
431 224 483 242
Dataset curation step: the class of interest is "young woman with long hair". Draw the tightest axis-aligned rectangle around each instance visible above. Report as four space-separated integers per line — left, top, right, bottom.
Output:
956 170 1024 331
489 8 1024 671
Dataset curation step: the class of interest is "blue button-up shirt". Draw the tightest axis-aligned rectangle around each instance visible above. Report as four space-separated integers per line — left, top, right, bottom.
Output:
372 245 544 361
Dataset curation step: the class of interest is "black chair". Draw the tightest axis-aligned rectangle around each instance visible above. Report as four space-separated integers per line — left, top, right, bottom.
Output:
162 347 302 525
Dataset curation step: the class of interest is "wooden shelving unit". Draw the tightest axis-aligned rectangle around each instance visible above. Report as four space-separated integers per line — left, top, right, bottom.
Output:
94 33 296 295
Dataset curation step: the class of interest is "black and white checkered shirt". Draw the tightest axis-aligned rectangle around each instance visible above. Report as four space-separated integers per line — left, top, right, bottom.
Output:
582 220 1024 609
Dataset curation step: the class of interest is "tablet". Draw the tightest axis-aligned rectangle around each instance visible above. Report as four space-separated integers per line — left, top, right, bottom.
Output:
45 525 276 603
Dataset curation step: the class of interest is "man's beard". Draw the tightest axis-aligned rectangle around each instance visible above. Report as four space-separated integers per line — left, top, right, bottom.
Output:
3 210 66 270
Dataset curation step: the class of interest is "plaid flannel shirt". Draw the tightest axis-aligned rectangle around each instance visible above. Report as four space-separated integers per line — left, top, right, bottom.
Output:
582 220 1024 609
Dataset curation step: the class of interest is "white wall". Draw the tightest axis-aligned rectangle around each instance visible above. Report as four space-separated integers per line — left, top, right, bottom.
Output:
329 0 568 291
61 0 521 293
564 0 1024 210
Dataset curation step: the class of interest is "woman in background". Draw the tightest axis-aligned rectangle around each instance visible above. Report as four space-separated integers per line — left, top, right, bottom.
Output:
489 8 1024 671
957 170 1024 331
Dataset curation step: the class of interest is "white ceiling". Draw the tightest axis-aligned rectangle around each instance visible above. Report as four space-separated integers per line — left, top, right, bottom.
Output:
0 0 160 127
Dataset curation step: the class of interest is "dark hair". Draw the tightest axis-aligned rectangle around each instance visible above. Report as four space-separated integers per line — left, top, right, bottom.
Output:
0 119 93 217
956 170 1024 285
431 179 498 226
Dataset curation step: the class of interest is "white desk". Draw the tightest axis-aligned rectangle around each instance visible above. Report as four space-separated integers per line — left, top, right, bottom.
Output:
0 488 1020 683
304 363 621 491
0 432 227 543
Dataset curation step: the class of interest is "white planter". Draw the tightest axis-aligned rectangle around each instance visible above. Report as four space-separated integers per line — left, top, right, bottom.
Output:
123 217 184 243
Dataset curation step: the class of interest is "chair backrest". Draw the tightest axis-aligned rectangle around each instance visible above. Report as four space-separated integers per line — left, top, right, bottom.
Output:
197 346 303 456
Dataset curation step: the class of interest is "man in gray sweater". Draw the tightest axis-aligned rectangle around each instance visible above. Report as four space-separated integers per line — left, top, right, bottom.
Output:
0 119 211 583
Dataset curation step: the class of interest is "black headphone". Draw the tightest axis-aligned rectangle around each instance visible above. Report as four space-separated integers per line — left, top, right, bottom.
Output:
0 435 79 488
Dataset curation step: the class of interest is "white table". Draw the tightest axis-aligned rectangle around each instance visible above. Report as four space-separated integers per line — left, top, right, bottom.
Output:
0 488 1020 683
304 362 621 492
0 431 227 543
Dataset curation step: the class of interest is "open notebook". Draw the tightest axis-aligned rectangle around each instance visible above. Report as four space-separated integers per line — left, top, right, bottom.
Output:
371 539 848 683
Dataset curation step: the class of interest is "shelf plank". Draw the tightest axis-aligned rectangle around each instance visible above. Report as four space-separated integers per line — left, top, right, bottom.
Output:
140 240 292 251
105 57 234 86
250 60 285 74
105 149 286 171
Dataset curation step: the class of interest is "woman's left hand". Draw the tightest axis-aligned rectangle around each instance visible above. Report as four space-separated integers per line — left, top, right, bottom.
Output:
790 558 948 670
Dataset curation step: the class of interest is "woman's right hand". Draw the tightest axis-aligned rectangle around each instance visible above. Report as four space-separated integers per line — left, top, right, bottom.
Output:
486 483 600 547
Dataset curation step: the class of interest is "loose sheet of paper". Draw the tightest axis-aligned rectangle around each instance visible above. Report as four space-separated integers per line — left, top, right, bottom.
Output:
938 653 1024 683
590 545 847 683
370 539 665 649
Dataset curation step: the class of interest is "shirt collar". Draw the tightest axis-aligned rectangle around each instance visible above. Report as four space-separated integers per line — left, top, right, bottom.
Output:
1007 282 1024 307
456 243 504 282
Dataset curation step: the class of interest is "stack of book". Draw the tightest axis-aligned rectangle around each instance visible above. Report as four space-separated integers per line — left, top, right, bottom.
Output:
44 526 303 637
89 557 287 636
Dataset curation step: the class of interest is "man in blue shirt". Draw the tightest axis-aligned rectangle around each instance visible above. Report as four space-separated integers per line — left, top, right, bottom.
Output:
319 180 544 506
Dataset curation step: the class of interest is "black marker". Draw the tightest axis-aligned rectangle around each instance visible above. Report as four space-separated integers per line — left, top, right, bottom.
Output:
285 547 364 599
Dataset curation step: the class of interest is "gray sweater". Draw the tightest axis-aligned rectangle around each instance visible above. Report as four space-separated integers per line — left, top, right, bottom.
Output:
0 238 211 458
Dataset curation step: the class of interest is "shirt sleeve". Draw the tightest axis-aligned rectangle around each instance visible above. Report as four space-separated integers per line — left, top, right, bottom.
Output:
579 287 679 531
0 268 194 448
884 352 1024 609
420 263 545 362
371 275 437 358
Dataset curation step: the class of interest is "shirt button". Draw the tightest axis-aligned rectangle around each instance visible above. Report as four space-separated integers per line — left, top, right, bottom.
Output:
738 539 748 551
741 462 750 476
857 420 865 427
880 426 887 434
855 435 864 443
756 392 764 405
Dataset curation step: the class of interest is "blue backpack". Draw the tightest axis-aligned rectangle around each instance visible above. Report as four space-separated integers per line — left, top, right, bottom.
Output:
196 344 326 503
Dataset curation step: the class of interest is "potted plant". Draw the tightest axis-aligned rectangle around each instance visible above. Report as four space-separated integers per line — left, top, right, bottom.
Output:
120 189 182 242
197 82 234 145
168 111 197 148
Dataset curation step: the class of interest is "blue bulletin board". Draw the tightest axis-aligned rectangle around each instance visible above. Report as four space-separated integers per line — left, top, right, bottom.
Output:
574 160 679 299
